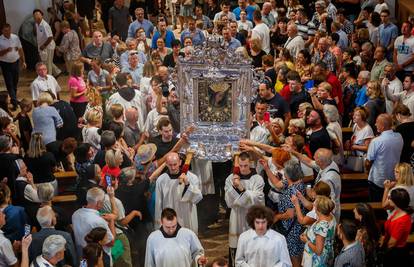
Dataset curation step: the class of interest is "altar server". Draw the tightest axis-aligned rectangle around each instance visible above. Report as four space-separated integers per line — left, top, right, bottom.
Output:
225 152 264 265
154 152 203 233
235 205 292 267
145 208 207 267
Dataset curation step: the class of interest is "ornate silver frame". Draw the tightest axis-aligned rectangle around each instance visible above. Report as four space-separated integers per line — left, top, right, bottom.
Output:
176 36 257 161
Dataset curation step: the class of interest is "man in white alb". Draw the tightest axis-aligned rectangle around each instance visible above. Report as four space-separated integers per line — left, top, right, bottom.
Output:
154 152 203 234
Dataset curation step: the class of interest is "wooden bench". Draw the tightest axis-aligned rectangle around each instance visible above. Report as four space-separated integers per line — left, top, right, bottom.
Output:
341 202 382 211
341 173 368 181
52 195 77 203
54 171 77 180
342 127 353 133
408 234 414 244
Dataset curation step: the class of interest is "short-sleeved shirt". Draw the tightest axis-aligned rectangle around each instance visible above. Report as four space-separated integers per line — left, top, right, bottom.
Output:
149 135 179 160
151 30 176 49
128 19 154 38
378 23 398 48
384 211 412 247
24 152 57 184
35 19 55 50
0 33 22 63
121 64 144 86
180 29 205 46
82 42 114 62
68 76 88 103
32 106 64 145
394 35 414 71
30 75 61 101
263 94 289 119
0 231 17 266
352 124 374 156
108 5 130 40
88 68 110 87
367 130 404 187
308 128 332 156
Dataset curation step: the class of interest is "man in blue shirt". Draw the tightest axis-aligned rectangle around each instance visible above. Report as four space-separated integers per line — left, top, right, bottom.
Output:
378 9 398 60
180 17 205 46
355 70 369 107
223 27 241 50
366 114 403 201
232 0 255 21
121 51 144 87
151 20 176 49
128 7 154 39
120 39 147 69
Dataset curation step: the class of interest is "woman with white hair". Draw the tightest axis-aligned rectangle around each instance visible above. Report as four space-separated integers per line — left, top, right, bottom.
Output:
323 104 343 165
268 117 286 146
32 234 66 267
288 118 306 137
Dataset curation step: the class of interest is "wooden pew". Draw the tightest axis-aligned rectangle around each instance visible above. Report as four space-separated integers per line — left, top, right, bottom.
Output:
54 171 77 180
341 202 382 211
341 173 368 181
52 195 77 203
342 127 353 133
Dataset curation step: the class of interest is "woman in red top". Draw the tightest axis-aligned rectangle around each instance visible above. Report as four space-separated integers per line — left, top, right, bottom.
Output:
101 149 123 187
382 188 413 267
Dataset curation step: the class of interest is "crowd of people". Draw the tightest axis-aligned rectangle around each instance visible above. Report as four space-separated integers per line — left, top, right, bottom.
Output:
0 0 414 266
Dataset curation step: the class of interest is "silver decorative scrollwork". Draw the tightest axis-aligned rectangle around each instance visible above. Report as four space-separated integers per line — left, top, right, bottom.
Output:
176 35 260 161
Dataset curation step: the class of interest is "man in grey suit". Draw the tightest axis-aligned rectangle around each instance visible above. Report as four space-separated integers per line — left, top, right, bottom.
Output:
29 206 78 267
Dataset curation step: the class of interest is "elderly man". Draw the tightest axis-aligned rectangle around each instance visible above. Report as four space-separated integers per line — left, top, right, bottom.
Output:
223 26 241 50
121 51 144 87
381 64 402 114
290 148 341 221
72 187 115 259
360 42 374 71
365 114 403 201
225 152 264 266
31 235 66 267
371 46 389 81
251 10 270 54
80 31 113 69
236 205 291 267
180 17 205 46
128 7 154 38
284 23 305 59
30 62 61 106
124 107 143 147
151 20 176 49
33 9 61 77
312 37 336 73
261 2 276 28
355 70 370 107
154 152 203 234
29 206 77 267
56 21 81 74
120 38 147 69
145 208 206 267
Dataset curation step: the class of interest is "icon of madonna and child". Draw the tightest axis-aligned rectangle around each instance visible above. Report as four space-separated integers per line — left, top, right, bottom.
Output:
198 81 233 123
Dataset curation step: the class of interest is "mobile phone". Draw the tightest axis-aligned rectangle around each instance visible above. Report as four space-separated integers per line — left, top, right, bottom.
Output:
24 224 31 236
264 112 270 122
80 259 88 267
304 80 315 91
105 175 112 187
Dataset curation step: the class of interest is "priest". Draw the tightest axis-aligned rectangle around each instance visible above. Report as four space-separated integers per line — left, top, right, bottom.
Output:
224 152 264 266
235 205 292 267
154 152 203 234
145 208 207 267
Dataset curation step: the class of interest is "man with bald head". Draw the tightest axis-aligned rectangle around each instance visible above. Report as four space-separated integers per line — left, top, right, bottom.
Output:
154 152 203 234
365 114 403 201
289 147 341 221
284 23 304 59
124 107 142 147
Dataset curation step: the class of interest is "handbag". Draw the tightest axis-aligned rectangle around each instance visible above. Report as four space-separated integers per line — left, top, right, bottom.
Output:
343 151 365 172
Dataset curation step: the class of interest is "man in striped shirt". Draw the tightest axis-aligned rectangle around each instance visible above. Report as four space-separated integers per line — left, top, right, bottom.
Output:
295 9 316 47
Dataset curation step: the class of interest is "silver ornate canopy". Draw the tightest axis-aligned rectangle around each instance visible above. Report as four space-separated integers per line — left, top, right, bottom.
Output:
175 35 261 161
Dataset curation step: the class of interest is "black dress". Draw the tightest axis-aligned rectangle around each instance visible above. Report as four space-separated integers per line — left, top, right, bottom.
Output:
395 121 414 163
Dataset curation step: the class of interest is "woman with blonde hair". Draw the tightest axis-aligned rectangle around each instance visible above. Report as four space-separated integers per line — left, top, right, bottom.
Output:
301 195 336 267
82 108 103 152
24 133 58 192
100 149 123 187
288 118 306 137
32 93 63 145
382 163 414 210
364 80 385 129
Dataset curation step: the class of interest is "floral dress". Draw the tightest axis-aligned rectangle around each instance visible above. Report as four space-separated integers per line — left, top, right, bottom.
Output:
277 180 306 257
303 218 337 267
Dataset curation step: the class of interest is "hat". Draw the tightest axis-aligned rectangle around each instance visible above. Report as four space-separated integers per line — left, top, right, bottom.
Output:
271 148 291 167
135 144 157 165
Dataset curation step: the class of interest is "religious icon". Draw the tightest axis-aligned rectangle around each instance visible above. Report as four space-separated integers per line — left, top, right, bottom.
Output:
198 80 232 123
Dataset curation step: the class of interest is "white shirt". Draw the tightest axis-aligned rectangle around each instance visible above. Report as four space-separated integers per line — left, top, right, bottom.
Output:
252 23 270 54
394 35 414 71
30 255 53 267
284 35 305 59
0 231 17 267
352 123 374 156
35 19 56 50
384 78 403 114
235 228 292 267
30 75 61 101
395 90 414 118
0 33 22 63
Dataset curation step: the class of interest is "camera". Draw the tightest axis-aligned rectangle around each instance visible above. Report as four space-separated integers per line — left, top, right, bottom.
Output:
161 82 170 97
